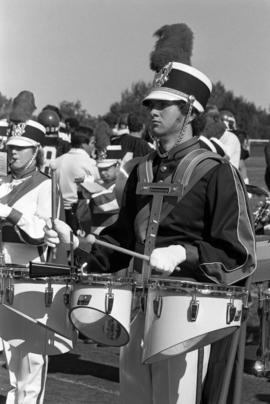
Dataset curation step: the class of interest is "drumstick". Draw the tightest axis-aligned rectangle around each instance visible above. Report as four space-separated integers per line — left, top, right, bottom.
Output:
50 163 58 259
87 234 150 262
88 234 181 271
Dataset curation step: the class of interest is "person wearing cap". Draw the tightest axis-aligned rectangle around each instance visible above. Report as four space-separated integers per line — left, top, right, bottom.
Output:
81 146 121 235
44 62 256 403
110 113 153 165
38 107 71 176
0 120 56 404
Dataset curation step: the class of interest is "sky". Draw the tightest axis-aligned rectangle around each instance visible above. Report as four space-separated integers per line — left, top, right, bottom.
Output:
1 0 270 117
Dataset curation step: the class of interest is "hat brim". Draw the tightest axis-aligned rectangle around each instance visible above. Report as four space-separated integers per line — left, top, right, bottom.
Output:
6 137 39 147
97 159 119 169
142 89 203 113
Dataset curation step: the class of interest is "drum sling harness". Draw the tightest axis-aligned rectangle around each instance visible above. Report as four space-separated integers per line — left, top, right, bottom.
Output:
135 148 224 404
134 148 225 281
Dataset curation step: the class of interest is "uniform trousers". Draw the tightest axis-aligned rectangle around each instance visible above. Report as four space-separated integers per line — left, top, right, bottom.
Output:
3 341 48 404
120 310 210 404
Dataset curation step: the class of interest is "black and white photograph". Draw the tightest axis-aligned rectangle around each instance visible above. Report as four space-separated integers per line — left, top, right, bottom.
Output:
0 0 270 403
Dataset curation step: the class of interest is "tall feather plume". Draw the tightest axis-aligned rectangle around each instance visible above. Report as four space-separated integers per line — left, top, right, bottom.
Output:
150 23 194 72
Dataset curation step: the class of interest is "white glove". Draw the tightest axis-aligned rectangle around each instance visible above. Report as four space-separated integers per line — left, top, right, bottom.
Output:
0 203 12 219
44 218 79 250
150 245 186 276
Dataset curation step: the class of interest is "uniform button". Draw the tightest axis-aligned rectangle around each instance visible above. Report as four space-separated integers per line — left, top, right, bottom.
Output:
160 165 168 172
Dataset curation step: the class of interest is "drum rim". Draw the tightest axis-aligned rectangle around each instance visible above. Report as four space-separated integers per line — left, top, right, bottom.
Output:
69 306 130 347
147 276 247 295
77 273 135 286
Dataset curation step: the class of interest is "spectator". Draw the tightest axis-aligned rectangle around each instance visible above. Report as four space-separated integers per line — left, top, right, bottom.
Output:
110 113 152 163
54 130 99 234
77 124 96 158
127 113 145 139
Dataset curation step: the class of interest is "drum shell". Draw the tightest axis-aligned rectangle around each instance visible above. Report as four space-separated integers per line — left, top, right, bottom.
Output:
142 279 245 364
69 276 133 347
0 273 76 355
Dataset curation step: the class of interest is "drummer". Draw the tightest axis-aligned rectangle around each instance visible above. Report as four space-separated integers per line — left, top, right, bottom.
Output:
45 62 256 404
0 120 54 404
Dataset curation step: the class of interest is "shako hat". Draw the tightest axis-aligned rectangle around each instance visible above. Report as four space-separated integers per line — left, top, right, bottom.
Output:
6 119 46 147
143 62 212 113
97 145 122 169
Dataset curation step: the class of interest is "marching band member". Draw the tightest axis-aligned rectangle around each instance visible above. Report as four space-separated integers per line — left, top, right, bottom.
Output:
0 120 54 404
44 63 256 403
37 107 70 176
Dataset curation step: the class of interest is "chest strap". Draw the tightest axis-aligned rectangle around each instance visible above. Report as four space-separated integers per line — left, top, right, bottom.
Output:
135 148 225 281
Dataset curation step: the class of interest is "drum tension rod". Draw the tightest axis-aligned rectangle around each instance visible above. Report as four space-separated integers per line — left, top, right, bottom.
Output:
5 271 14 305
105 282 114 315
45 279 54 307
226 294 236 324
189 289 199 322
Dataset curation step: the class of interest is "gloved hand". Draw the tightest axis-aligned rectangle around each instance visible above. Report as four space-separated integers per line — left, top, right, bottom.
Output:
44 218 79 250
150 245 186 276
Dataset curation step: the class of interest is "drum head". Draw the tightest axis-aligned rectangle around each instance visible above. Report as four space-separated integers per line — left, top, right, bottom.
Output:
69 307 129 347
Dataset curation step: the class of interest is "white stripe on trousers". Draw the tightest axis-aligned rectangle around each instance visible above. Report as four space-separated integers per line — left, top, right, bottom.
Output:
3 341 48 404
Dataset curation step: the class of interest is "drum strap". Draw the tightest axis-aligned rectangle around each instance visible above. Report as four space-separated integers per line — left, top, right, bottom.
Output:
0 171 48 206
135 149 224 280
195 347 204 404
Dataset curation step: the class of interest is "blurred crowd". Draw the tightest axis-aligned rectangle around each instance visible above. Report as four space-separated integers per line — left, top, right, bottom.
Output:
0 90 252 242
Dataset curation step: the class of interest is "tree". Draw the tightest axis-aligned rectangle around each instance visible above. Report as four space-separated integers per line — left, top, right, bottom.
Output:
59 100 97 128
0 91 12 119
102 81 152 125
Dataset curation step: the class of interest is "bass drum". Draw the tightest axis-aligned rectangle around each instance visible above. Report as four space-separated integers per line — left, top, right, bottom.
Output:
142 277 246 364
0 265 77 355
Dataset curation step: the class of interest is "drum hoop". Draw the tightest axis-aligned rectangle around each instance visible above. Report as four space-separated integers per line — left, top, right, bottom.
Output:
148 277 247 297
78 273 135 287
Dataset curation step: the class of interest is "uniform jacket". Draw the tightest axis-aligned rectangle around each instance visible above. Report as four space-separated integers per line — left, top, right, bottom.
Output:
0 170 53 264
85 137 256 286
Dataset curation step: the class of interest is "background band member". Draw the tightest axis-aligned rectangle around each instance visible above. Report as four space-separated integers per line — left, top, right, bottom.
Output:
0 120 55 404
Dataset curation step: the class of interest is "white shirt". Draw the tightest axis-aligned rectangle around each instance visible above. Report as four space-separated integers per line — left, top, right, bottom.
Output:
219 130 241 169
54 148 99 208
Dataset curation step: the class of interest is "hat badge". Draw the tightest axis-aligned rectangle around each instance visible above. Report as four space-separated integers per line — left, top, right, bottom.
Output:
153 62 173 87
9 122 27 137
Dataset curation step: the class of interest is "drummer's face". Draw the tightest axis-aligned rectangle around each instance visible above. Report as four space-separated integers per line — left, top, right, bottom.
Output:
147 100 185 139
7 145 36 171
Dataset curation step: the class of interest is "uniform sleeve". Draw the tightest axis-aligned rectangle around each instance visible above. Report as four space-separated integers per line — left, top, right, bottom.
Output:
14 179 53 245
193 163 256 285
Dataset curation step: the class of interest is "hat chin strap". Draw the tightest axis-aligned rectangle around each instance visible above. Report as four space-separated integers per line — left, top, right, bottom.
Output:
24 146 39 170
155 95 195 158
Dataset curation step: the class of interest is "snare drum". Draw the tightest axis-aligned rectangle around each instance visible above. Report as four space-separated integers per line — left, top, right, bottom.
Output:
142 277 247 364
0 265 76 355
69 274 134 346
